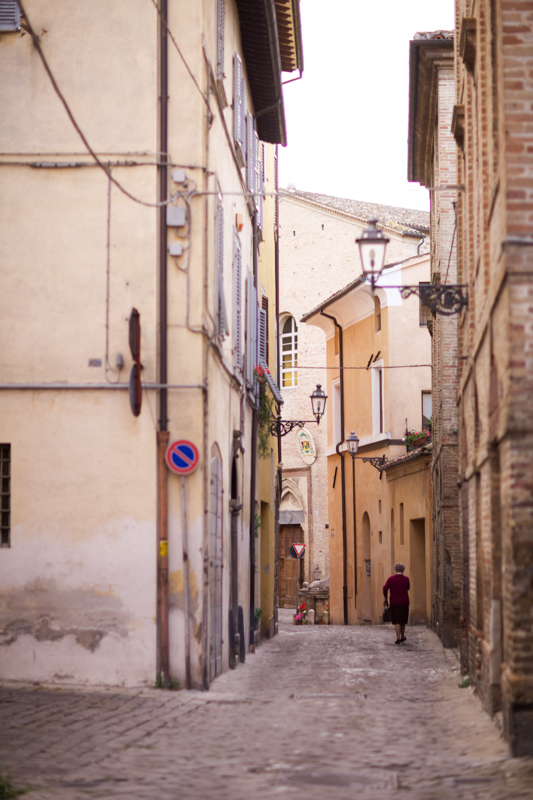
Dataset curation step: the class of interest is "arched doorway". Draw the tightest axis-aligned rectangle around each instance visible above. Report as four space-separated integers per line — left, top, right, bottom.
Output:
278 481 305 608
362 512 372 621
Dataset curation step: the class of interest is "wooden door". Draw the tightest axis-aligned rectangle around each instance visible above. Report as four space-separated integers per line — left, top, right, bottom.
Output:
278 525 303 608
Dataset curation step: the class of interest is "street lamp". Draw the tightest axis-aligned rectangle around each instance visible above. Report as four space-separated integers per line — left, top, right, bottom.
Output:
355 219 390 289
269 384 328 437
310 384 327 425
355 218 468 315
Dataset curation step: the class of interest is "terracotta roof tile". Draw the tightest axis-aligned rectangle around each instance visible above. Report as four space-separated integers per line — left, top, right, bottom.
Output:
281 189 430 235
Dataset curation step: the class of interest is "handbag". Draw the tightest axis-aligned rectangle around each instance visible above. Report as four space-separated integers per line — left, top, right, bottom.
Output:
382 601 392 623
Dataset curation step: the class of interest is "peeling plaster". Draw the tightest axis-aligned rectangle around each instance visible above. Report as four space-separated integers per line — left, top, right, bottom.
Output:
0 579 129 651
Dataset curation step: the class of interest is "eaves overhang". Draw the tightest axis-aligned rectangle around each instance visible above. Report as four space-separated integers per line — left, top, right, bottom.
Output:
235 0 288 145
408 34 454 185
275 0 304 73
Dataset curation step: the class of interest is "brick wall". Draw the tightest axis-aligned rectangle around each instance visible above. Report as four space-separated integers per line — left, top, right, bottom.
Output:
456 0 533 756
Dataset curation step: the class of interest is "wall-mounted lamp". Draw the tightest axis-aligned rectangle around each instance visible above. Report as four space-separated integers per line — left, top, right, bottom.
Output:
269 384 328 437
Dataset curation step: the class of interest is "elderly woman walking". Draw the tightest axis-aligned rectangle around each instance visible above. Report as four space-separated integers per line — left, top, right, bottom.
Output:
383 563 410 644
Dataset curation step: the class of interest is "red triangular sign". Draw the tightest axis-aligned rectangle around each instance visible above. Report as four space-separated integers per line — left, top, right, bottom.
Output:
293 543 305 557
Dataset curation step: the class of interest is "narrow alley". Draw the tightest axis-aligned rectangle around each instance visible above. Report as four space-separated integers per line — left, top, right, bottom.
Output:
1 614 532 800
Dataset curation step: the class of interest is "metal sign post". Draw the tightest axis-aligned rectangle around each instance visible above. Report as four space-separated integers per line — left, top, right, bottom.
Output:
165 439 199 690
290 543 305 616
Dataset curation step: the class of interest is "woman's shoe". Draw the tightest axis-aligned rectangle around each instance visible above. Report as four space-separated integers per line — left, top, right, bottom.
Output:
395 639 401 644
400 637 406 642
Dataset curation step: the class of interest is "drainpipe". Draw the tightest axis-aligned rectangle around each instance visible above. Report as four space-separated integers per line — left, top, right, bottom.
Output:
156 0 170 688
319 309 348 625
249 211 259 649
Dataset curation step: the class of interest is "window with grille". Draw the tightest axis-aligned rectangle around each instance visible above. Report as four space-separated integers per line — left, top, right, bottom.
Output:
281 316 298 388
0 1 20 31
0 444 10 547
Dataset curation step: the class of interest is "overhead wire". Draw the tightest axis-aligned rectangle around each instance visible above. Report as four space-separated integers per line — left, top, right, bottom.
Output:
148 0 211 114
18 2 180 208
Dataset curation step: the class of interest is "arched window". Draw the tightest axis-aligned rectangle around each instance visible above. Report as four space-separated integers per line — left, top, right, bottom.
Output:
281 316 298 388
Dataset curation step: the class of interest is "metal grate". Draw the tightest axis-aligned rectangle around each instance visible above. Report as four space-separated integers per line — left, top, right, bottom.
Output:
0 1 21 31
0 444 10 547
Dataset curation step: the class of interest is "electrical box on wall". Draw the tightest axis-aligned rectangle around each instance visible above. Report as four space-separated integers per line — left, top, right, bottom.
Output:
166 206 186 227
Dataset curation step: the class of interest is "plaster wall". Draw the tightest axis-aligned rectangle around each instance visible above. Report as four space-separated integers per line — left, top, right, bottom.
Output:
0 0 275 688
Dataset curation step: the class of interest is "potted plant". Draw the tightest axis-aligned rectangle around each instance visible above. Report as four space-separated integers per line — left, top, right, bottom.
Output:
294 602 309 625
405 429 430 451
254 365 275 458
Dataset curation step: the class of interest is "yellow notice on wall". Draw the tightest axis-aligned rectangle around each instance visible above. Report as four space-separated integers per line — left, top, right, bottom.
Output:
160 540 168 557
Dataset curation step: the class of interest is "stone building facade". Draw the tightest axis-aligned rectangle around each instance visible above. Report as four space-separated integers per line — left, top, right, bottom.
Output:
278 190 429 609
408 32 462 650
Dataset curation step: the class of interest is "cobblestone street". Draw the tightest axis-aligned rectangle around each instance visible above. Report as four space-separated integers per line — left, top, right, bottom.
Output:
1 614 532 800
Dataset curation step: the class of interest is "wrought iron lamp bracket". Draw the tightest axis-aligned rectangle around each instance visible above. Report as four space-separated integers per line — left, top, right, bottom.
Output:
358 455 388 471
268 419 310 437
380 284 468 316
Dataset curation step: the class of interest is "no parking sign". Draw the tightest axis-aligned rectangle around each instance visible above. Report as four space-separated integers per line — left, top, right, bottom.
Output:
165 440 199 476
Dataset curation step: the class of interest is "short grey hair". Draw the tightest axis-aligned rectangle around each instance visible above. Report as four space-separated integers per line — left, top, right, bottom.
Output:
394 563 405 573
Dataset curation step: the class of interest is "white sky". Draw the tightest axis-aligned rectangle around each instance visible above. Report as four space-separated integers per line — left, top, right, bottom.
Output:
279 0 455 212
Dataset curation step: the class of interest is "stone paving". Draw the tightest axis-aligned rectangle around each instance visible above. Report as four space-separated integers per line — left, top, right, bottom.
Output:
1 613 533 799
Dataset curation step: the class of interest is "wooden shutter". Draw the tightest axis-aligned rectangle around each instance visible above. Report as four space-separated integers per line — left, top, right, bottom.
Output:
0 1 20 31
216 190 228 338
246 273 258 388
246 113 255 192
259 308 267 367
216 0 225 81
261 295 269 366
233 55 244 166
257 140 264 236
233 233 242 370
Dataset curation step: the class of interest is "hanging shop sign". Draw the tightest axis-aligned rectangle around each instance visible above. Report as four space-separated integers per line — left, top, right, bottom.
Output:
296 428 316 465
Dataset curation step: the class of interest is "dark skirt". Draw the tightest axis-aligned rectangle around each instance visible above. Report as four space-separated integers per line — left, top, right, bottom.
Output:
391 604 409 625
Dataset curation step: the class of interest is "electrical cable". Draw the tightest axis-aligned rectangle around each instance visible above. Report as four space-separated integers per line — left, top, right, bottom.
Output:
291 364 432 370
148 0 211 114
18 2 180 208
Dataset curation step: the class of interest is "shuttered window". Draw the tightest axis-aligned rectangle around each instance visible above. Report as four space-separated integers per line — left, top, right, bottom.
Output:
215 187 228 339
216 0 225 81
233 54 245 167
246 273 258 389
246 113 255 193
0 444 10 547
0 1 20 31
233 232 243 370
260 295 269 366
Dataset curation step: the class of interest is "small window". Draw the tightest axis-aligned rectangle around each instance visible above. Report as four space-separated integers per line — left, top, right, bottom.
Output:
0 444 11 547
399 503 404 546
422 391 432 430
281 316 298 387
374 296 381 332
0 1 20 32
